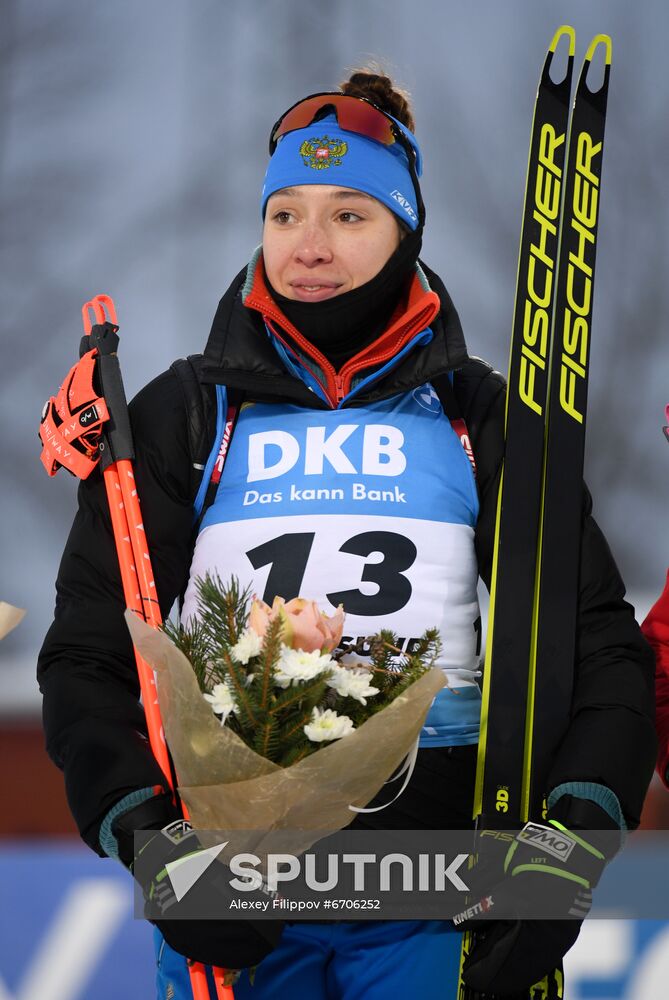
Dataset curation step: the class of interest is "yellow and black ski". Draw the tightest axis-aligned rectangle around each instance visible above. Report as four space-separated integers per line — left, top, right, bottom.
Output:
526 35 612 820
458 26 612 1000
473 23 576 838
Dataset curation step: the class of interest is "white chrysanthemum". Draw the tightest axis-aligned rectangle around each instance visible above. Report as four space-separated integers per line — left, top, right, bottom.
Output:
273 646 335 689
203 682 236 723
303 707 355 743
230 628 263 665
326 664 380 705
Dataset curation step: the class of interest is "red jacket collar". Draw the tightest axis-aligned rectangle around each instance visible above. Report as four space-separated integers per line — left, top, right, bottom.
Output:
243 252 441 406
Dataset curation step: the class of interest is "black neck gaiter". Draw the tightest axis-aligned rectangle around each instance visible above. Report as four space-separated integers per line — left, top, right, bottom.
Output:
266 228 422 371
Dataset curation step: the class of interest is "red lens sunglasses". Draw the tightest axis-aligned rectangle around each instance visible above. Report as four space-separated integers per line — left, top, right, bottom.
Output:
269 91 423 177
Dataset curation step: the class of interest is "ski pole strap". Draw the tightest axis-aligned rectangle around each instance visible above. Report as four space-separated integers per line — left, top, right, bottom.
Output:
39 348 111 479
431 373 477 479
39 300 134 479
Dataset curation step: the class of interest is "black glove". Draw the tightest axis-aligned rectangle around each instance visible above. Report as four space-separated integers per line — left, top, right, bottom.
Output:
112 791 284 970
456 796 620 996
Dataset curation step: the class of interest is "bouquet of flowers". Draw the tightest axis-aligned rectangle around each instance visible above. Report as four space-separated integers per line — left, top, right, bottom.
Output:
125 574 446 860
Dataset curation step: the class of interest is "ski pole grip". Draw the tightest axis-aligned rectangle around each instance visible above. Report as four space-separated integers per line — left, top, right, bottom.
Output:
87 322 135 470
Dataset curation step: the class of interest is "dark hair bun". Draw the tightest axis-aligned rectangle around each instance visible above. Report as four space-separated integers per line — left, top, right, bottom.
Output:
340 69 415 132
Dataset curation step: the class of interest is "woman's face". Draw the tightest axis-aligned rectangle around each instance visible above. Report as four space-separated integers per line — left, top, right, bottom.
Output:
263 185 402 302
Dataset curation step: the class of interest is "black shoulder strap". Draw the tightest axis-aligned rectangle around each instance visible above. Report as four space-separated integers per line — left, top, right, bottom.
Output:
169 354 214 501
170 356 246 613
430 371 462 421
431 372 477 479
169 353 245 523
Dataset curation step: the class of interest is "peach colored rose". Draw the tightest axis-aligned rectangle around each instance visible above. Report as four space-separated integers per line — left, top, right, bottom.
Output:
248 596 345 654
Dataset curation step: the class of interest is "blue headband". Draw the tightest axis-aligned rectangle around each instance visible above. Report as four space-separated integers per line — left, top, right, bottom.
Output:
261 114 422 230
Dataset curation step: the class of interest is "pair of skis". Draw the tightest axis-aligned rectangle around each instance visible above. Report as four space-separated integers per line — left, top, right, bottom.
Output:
459 25 611 1000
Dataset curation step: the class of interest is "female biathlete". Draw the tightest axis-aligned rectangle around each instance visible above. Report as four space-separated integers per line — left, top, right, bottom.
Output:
38 71 656 999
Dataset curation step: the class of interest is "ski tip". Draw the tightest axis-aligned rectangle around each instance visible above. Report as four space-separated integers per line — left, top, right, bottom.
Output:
585 33 612 67
549 24 576 57
545 25 575 87
581 34 612 97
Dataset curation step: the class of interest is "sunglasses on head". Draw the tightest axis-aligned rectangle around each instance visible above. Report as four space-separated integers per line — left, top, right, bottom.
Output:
268 91 423 176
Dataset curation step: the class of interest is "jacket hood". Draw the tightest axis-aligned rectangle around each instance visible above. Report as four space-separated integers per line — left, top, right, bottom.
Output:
201 252 470 407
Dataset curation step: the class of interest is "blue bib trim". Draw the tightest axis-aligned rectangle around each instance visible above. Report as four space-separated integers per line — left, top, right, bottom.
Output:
420 686 482 748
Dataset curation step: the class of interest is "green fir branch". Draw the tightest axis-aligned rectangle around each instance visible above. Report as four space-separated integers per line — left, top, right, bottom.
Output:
268 674 330 718
217 648 259 731
257 616 284 711
194 573 252 649
278 739 313 767
280 708 316 742
253 719 281 761
162 618 213 692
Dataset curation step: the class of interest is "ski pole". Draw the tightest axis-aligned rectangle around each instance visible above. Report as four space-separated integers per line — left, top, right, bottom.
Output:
81 295 233 1000
41 295 233 1000
78 296 173 776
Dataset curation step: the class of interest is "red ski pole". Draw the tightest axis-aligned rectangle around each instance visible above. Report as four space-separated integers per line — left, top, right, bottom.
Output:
40 294 233 1000
79 297 172 773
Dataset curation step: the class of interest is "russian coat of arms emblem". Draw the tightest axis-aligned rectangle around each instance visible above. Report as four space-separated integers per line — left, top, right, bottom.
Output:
299 135 348 169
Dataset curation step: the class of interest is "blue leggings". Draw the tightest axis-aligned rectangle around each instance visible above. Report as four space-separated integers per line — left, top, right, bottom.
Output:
154 920 463 999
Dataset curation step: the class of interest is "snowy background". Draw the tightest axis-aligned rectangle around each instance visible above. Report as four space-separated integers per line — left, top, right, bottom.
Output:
1 2 668 997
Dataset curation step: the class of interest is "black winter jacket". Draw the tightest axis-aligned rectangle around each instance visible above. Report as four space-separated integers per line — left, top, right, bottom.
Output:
37 262 656 853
